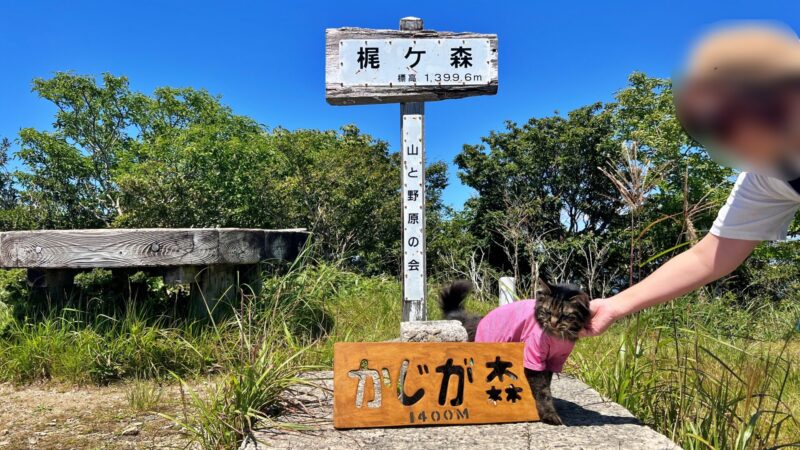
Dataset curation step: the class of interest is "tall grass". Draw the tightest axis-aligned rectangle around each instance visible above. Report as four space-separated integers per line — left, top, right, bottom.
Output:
571 314 799 449
126 379 165 412
0 309 215 384
165 324 311 450
161 257 359 449
1 262 798 449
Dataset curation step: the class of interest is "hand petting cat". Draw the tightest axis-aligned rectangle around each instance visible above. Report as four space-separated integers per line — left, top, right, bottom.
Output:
578 298 621 337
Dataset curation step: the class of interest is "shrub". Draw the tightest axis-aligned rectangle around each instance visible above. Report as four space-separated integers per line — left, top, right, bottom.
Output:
73 268 114 290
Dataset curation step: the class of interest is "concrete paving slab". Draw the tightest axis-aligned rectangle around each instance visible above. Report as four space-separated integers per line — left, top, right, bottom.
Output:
242 371 680 450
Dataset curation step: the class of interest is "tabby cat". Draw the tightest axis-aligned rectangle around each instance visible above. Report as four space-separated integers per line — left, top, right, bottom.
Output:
439 279 590 425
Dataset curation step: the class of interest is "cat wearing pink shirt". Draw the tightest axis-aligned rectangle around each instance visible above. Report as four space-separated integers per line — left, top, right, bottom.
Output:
439 279 590 425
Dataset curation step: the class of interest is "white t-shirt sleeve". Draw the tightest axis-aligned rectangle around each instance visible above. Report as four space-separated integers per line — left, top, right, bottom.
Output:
710 172 800 241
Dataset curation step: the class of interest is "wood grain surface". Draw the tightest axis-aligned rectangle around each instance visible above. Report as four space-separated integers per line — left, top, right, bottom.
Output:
0 228 309 269
333 342 538 429
326 27 498 105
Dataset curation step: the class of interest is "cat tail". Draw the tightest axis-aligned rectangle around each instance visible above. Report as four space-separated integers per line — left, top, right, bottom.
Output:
439 280 473 315
439 280 481 342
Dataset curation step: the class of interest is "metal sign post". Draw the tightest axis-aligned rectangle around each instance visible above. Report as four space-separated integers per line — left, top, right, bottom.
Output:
326 17 498 321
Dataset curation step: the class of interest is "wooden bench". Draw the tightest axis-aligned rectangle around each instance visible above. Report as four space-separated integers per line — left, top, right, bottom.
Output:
0 228 309 314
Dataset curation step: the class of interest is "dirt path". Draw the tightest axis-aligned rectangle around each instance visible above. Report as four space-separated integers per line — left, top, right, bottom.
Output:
0 382 191 449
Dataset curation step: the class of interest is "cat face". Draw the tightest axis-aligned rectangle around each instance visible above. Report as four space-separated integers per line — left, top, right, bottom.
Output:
534 279 590 341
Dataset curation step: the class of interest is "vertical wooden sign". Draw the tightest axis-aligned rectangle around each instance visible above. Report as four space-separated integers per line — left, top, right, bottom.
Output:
401 102 425 321
400 17 426 322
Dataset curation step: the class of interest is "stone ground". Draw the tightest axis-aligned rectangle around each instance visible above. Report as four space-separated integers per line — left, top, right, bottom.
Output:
243 371 680 450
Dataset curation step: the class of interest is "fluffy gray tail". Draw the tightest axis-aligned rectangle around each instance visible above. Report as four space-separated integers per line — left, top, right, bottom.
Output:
438 280 481 341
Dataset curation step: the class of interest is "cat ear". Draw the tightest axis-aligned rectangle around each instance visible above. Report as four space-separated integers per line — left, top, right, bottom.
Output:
536 278 552 296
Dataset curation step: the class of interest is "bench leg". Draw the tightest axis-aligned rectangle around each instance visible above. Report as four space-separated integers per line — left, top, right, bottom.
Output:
189 264 262 318
237 264 262 299
190 265 234 318
27 268 75 303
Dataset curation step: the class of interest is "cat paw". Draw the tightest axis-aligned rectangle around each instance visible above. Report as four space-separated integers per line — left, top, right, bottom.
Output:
539 412 564 426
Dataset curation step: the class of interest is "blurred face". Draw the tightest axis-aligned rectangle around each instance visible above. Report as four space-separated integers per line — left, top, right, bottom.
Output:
786 88 800 144
721 115 785 168
676 78 800 177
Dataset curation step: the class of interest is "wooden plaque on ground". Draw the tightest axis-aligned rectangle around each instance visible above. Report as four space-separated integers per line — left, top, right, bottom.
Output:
333 342 538 429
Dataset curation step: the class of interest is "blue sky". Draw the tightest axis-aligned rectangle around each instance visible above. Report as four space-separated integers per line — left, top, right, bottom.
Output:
1 0 799 209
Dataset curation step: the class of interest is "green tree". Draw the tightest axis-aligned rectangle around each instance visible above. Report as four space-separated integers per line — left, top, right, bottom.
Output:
9 72 449 275
114 87 271 228
0 139 15 208
455 102 625 286
0 138 31 231
454 73 741 293
16 73 138 228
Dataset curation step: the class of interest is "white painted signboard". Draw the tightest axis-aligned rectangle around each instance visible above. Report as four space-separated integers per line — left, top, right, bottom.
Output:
339 39 492 87
402 113 425 320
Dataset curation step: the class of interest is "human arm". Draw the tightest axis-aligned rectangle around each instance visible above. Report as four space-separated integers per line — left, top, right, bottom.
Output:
581 171 800 337
580 233 759 337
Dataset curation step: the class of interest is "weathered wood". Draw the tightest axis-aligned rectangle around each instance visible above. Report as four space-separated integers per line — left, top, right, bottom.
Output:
264 230 309 262
0 228 309 269
333 342 538 429
326 27 498 105
26 268 74 288
26 268 46 288
401 18 427 323
236 263 262 298
399 102 424 115
189 264 262 317
191 264 236 317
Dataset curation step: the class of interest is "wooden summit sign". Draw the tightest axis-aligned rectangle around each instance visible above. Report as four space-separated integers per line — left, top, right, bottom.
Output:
325 23 498 105
326 17 498 322
333 342 537 429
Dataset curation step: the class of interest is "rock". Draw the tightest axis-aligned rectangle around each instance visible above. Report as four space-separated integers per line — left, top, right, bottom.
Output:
400 320 467 342
242 371 680 450
121 422 142 436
